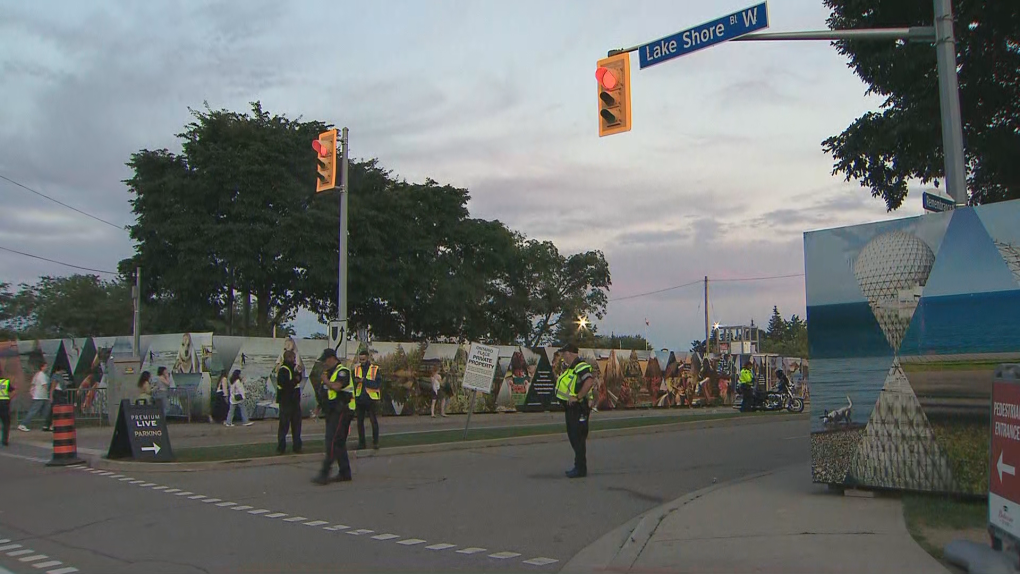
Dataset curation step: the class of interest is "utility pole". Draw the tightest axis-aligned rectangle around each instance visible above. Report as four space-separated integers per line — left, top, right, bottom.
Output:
132 267 141 357
337 127 350 361
932 0 967 205
703 276 710 355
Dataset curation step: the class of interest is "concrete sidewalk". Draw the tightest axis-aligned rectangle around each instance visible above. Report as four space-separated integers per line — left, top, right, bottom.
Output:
15 406 736 454
565 462 949 574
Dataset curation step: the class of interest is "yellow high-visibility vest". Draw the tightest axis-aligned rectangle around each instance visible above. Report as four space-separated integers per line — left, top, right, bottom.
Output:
0 378 10 400
327 365 355 410
354 364 381 401
555 361 594 402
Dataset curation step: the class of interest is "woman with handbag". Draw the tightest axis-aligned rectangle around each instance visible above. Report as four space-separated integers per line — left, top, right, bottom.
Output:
211 371 230 423
226 370 253 427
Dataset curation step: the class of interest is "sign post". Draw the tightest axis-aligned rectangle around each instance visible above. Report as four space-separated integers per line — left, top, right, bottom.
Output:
107 399 174 462
922 191 956 213
990 364 1020 552
461 343 499 439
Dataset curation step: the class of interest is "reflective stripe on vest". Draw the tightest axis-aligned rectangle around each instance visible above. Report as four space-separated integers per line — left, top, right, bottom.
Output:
0 378 9 400
277 365 292 390
555 361 593 401
327 366 355 410
354 364 381 400
739 369 753 385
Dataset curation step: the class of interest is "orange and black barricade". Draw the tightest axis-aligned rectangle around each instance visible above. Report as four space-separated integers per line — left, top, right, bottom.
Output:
47 403 84 467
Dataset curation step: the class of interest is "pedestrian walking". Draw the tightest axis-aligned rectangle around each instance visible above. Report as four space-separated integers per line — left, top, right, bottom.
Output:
313 348 355 485
154 366 175 416
554 343 595 479
212 371 229 423
276 350 303 454
0 369 12 446
353 349 381 449
18 362 50 432
226 370 253 427
44 366 70 431
137 371 153 403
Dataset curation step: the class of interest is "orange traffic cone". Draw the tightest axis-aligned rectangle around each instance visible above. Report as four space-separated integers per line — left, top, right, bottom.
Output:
46 404 84 467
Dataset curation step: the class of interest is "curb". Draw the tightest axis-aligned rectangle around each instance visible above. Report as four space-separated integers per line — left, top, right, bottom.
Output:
560 466 795 573
84 413 807 473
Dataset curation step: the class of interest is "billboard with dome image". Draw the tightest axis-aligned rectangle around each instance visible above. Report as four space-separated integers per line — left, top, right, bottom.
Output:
806 199 1020 494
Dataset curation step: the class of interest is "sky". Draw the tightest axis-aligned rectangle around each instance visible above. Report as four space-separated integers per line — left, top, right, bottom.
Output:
0 0 931 350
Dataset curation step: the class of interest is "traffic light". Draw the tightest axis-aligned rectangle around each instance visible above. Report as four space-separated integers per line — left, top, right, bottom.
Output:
313 129 337 192
596 54 631 137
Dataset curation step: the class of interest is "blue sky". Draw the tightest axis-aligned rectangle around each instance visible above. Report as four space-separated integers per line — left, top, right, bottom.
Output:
0 0 935 348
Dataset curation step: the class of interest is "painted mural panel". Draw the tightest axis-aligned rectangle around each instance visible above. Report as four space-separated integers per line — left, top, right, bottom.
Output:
806 199 1020 494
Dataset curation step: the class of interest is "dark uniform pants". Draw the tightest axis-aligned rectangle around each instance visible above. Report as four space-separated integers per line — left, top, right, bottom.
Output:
0 401 10 446
565 403 589 471
320 407 353 479
739 384 753 412
277 395 303 453
356 399 379 447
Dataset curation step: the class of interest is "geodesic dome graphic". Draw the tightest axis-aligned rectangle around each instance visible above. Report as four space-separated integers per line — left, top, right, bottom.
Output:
853 230 936 352
995 241 1020 286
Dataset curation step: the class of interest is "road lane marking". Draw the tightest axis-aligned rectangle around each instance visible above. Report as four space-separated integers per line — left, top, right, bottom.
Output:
0 540 8 544
33 561 63 569
189 495 207 500
265 513 287 519
456 548 487 554
215 502 236 507
283 516 307 522
396 538 426 546
139 483 156 487
523 557 559 566
425 543 456 550
230 505 254 511
118 477 133 481
346 529 374 536
0 545 23 551
324 525 350 531
304 520 328 527
152 486 168 490
175 491 194 496
97 472 113 476
248 509 270 515
46 568 79 574
164 488 181 493
107 474 124 479
8 549 35 556
489 551 522 559
371 534 400 540
20 555 48 562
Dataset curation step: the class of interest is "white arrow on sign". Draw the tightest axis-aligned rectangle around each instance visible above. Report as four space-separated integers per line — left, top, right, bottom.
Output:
141 443 161 456
999 451 1016 482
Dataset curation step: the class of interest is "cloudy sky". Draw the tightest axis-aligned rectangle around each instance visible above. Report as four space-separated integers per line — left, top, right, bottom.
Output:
0 0 929 349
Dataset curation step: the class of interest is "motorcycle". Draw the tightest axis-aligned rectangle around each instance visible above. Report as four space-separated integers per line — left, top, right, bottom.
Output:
762 384 805 413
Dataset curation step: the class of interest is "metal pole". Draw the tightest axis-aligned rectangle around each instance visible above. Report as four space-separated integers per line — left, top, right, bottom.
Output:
704 276 710 355
463 390 478 440
133 267 141 357
338 127 350 360
933 0 968 205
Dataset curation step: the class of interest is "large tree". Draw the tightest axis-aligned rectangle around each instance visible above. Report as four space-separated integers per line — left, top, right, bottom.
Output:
822 0 1020 209
0 275 132 339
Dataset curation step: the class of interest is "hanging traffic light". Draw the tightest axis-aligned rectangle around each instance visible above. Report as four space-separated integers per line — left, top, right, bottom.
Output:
313 129 337 192
596 54 631 137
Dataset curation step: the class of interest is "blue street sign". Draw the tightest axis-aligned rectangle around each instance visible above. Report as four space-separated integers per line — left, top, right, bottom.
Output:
922 191 956 213
638 3 769 69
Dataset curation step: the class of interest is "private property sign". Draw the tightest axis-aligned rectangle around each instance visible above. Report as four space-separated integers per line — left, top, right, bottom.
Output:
990 364 1020 542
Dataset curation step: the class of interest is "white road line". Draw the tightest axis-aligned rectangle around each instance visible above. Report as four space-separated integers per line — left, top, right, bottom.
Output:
248 509 270 515
230 505 254 511
97 471 113 476
283 516 308 522
0 539 8 544
129 480 144 484
456 547 487 555
265 513 287 519
425 543 456 550
324 525 350 531
371 534 400 541
303 520 328 527
215 502 236 507
152 486 168 491
107 474 124 479
202 498 222 504
489 551 521 559
523 557 559 566
164 489 181 494
396 539 426 546
346 529 374 536
46 567 79 574
188 495 207 500
0 545 23 551
20 555 48 562
33 561 63 569
8 549 35 556
174 491 193 496
140 483 156 487
118 477 133 482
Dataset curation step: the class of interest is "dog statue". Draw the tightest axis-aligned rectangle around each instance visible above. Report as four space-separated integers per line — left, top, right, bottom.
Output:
820 395 853 425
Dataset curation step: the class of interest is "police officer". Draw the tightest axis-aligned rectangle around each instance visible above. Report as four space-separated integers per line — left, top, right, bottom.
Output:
555 343 595 478
313 348 356 485
738 362 754 412
276 350 303 455
353 349 381 450
0 370 12 447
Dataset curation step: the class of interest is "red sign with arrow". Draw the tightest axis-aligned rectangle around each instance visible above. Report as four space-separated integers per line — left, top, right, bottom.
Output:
990 366 1020 542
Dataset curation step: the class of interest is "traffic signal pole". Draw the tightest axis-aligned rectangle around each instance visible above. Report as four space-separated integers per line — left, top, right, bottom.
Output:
338 127 350 361
607 0 968 205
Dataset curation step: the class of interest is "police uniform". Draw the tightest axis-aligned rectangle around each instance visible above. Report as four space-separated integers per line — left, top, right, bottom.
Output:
315 349 356 484
276 358 303 454
0 376 11 446
555 345 594 478
353 357 381 450
738 366 754 412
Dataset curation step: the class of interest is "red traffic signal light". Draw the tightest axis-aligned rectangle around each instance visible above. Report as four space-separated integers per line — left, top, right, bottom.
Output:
596 66 618 90
312 140 329 157
596 54 631 137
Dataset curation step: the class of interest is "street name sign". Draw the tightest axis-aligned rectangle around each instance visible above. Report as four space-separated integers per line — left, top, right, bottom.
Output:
107 399 175 462
639 2 769 69
922 191 956 213
990 364 1020 543
462 343 499 394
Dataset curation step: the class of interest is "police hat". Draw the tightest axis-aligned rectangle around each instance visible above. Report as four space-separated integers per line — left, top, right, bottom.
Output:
558 343 579 354
319 348 338 361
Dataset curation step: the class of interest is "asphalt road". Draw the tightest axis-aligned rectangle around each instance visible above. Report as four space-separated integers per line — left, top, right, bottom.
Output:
0 415 809 574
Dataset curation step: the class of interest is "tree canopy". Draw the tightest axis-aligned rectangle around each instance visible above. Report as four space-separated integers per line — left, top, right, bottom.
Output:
761 305 808 357
0 276 132 339
118 101 611 344
822 0 1020 209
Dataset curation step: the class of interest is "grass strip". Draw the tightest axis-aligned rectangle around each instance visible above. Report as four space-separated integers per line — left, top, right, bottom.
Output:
902 494 987 561
173 411 773 463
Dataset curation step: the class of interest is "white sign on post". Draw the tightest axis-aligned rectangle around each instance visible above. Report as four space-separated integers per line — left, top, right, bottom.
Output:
328 320 348 360
462 343 498 394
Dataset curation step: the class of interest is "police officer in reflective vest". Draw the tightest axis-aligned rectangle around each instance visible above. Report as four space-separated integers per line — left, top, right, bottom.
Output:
353 349 381 450
276 350 303 455
313 348 356 484
0 371 12 447
555 343 595 478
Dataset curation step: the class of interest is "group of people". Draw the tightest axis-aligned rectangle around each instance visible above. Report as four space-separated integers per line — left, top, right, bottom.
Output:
736 362 794 412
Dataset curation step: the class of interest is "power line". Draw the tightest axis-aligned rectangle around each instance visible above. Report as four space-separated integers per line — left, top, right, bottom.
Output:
609 272 804 302
0 173 127 231
0 245 118 275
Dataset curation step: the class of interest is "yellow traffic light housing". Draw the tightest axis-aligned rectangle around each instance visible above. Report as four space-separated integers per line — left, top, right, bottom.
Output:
596 54 631 137
313 129 338 192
